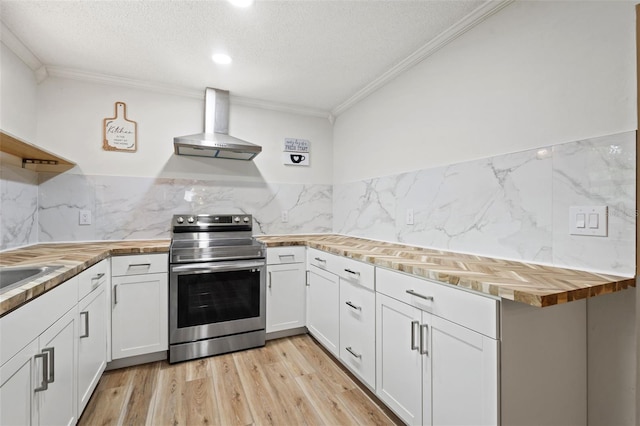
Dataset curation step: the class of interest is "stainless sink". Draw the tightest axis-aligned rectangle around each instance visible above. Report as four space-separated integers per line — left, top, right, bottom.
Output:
0 265 63 294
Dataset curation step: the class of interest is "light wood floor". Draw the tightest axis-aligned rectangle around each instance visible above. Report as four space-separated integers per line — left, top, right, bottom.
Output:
79 334 402 426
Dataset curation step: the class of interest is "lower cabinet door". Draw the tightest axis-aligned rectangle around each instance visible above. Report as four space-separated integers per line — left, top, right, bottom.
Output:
376 293 424 426
111 273 168 359
77 284 107 415
0 339 38 426
266 263 306 333
36 307 77 426
306 266 340 356
429 315 499 426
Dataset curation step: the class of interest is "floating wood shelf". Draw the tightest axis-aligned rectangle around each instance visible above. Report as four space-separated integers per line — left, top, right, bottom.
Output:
0 130 75 173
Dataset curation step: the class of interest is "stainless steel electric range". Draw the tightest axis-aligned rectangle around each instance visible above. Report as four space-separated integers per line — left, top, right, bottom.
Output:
168 213 266 363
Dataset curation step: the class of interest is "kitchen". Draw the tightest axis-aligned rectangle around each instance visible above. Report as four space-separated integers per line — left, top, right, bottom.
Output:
0 0 638 425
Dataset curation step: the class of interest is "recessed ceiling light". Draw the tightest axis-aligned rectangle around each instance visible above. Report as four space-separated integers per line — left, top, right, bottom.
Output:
227 0 254 7
212 53 232 65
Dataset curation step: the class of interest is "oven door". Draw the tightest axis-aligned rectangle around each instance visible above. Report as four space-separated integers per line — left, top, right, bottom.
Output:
169 259 266 345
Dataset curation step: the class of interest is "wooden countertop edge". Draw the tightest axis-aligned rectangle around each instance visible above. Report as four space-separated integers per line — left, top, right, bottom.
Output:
0 242 170 317
257 235 636 308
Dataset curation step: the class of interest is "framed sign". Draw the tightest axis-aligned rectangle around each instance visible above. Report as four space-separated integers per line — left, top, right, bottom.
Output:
103 101 137 152
283 138 310 166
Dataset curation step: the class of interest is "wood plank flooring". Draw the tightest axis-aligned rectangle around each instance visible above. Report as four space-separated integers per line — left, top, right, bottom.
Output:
79 335 402 426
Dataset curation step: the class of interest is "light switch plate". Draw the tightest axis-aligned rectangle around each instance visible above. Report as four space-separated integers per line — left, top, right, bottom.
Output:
569 206 607 236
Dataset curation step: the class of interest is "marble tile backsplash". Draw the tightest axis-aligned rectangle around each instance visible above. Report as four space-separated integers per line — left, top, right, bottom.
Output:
37 176 332 242
1 131 635 276
0 165 38 250
334 131 636 276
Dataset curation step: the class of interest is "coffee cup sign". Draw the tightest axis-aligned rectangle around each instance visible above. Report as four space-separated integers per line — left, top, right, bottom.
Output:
283 138 310 166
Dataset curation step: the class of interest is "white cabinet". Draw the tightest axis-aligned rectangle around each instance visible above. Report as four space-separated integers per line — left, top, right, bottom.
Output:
0 272 78 426
111 254 168 360
37 307 77 426
307 265 340 357
76 262 108 415
376 268 499 426
266 247 306 334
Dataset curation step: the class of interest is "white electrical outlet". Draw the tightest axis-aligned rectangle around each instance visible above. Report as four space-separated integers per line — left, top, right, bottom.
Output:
406 208 414 225
281 210 289 223
79 210 92 225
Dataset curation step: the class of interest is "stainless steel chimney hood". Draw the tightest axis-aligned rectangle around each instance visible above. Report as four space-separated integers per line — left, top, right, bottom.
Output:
174 88 262 160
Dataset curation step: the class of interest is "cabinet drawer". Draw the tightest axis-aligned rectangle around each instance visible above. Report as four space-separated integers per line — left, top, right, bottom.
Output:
111 254 168 277
335 256 375 291
307 248 342 274
78 259 109 301
267 246 306 265
376 267 499 339
340 281 375 388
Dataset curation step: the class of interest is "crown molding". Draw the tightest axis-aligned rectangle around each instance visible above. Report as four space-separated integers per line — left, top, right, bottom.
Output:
0 21 43 72
331 0 514 118
45 66 331 119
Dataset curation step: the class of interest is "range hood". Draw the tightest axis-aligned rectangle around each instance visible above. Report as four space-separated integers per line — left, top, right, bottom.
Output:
174 88 262 160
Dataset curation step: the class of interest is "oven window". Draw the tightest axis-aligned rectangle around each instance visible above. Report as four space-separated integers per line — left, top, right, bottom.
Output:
177 269 261 328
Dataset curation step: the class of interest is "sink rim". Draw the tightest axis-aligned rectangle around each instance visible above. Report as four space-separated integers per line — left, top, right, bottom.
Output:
0 265 64 294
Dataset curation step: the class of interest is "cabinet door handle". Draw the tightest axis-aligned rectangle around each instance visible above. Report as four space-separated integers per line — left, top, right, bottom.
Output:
420 324 429 356
80 311 90 338
33 352 49 392
345 346 362 359
91 272 105 281
406 289 434 301
113 285 118 305
344 268 360 276
410 320 420 351
42 347 55 383
306 270 310 286
268 271 272 289
345 301 361 311
314 257 326 263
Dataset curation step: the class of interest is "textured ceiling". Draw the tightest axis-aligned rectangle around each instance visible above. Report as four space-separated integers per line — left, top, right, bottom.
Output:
1 0 490 114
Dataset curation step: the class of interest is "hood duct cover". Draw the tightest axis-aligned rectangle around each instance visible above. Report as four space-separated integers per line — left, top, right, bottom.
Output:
174 88 262 160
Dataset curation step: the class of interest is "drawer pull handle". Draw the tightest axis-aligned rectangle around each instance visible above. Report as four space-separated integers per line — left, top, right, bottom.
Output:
344 268 360 276
278 254 295 258
406 289 434 301
345 346 362 359
345 301 361 311
91 272 105 281
33 352 49 392
42 347 55 384
314 257 326 263
80 311 90 338
410 320 420 351
420 324 429 356
128 263 151 268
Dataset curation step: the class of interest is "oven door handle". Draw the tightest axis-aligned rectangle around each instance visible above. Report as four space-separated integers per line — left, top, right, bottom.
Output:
171 260 265 274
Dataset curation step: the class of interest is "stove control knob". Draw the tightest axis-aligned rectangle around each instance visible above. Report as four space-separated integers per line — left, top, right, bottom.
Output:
234 216 241 223
243 216 250 223
187 216 195 224
176 216 184 224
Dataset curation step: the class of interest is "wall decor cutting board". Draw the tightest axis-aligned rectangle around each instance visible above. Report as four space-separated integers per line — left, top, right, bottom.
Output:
103 102 137 152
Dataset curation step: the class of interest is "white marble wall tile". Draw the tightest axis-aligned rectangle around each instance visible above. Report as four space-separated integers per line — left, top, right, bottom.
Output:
38 172 97 243
552 131 636 275
0 165 38 250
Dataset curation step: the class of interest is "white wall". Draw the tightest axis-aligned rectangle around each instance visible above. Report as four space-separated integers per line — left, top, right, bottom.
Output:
36 77 333 184
333 1 636 183
0 42 38 141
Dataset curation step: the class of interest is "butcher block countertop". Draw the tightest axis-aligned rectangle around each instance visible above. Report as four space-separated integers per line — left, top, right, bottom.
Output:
0 234 635 316
256 234 636 308
0 240 169 316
